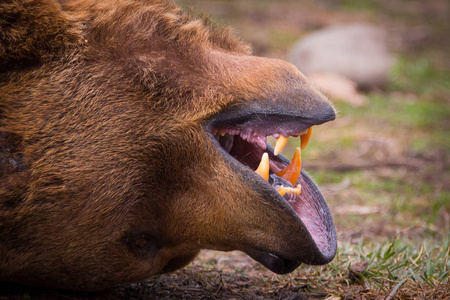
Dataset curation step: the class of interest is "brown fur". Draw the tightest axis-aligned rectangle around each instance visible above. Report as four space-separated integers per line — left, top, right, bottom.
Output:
0 0 335 291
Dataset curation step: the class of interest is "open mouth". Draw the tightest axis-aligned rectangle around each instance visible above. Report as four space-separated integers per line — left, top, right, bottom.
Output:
212 127 310 197
205 109 337 273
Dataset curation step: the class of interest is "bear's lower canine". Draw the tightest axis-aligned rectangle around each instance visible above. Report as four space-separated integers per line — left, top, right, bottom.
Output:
0 0 336 291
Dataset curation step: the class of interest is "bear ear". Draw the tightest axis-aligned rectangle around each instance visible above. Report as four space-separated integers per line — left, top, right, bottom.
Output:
0 0 81 72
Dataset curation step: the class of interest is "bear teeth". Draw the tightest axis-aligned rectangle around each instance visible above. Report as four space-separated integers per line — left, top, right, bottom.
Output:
273 127 312 156
255 147 302 195
274 135 289 156
300 127 312 150
255 153 270 181
212 127 312 153
277 185 302 196
213 127 312 196
275 147 302 186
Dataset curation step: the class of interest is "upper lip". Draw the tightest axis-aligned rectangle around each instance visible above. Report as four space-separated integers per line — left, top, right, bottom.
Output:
204 104 337 272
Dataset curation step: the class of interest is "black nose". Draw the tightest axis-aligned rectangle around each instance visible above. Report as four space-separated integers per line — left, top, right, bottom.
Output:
257 251 301 274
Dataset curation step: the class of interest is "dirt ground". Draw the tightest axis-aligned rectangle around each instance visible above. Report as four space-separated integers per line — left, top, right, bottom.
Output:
1 0 449 299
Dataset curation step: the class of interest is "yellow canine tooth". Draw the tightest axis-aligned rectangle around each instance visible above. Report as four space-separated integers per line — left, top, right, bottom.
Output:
300 127 312 150
276 147 301 186
298 129 308 135
255 152 270 182
277 186 286 196
274 135 289 156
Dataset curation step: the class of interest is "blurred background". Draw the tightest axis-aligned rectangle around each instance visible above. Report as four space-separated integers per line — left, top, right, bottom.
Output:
172 0 449 298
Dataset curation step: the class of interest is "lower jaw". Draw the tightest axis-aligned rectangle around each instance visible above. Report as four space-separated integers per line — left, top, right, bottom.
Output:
253 251 301 274
210 132 337 266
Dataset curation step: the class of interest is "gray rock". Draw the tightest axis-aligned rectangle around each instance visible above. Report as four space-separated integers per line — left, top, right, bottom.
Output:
289 23 394 88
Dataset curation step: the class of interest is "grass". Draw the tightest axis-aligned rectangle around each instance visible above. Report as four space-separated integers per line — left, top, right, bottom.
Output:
119 237 448 299
340 0 380 12
296 238 449 296
389 56 450 96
